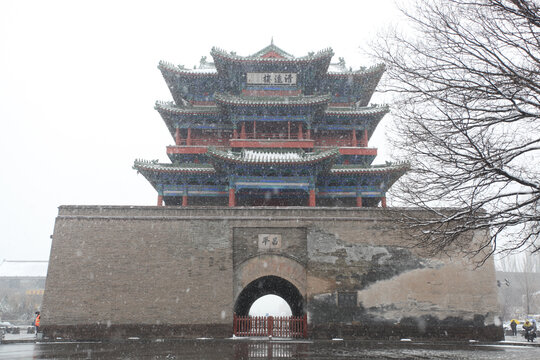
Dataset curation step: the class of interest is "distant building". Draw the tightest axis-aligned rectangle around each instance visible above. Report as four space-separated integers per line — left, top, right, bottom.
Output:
0 260 48 322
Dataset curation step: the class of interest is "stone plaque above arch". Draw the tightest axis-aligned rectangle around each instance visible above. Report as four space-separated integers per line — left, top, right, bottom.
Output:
233 227 307 266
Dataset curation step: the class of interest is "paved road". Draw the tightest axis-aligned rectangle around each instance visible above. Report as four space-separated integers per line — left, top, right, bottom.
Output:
1 338 540 359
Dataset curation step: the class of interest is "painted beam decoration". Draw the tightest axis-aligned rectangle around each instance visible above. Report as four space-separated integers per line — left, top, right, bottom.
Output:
133 42 408 207
247 73 297 85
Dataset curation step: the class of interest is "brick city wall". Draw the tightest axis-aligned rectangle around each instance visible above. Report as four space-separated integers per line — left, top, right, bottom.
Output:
41 206 502 340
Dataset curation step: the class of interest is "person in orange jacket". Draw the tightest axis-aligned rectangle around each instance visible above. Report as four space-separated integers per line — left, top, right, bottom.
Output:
34 311 41 334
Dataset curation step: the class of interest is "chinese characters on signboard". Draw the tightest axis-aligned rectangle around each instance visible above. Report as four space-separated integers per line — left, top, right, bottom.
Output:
247 73 297 85
258 234 282 249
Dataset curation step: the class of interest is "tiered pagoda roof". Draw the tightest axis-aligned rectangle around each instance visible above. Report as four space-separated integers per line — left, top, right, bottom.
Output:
134 42 407 207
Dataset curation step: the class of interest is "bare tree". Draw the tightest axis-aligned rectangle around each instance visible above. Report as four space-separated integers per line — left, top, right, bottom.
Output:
497 252 540 316
372 0 540 261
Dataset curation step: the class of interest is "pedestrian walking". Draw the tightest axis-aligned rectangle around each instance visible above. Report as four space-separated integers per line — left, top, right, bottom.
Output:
510 319 518 336
34 311 41 334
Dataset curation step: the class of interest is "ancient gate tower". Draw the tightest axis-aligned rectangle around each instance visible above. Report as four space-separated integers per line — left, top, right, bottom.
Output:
41 43 502 340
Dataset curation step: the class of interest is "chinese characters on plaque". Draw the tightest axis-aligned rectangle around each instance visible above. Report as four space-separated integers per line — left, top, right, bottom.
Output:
247 73 297 85
258 234 282 249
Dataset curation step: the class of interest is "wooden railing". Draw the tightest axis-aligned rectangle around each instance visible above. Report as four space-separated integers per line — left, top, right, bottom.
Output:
173 135 367 147
314 139 354 147
233 314 307 338
174 138 228 146
241 133 301 140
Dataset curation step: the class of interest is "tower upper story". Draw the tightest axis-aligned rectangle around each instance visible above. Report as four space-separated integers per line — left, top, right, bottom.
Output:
134 42 407 208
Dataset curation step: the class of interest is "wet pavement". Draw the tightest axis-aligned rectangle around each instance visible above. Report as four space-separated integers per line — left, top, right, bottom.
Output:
1 338 540 359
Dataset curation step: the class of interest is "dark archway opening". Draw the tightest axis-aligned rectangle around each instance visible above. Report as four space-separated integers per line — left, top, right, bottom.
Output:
234 276 304 317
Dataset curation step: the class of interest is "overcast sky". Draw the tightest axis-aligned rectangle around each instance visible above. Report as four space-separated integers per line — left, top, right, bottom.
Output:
0 1 404 261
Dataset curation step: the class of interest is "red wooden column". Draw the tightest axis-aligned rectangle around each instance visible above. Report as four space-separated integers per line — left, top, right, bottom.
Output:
157 195 163 207
288 121 291 139
381 196 387 208
186 127 192 146
303 314 308 338
306 126 311 140
240 122 246 139
229 188 236 207
298 123 303 140
362 129 368 147
182 195 188 207
356 196 363 207
309 189 316 207
175 128 182 146
351 129 357 147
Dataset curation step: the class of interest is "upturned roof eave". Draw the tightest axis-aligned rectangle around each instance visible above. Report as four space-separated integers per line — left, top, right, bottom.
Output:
207 147 340 166
214 93 332 107
155 101 221 115
158 60 218 76
326 63 386 77
330 162 410 175
325 105 390 117
133 160 216 174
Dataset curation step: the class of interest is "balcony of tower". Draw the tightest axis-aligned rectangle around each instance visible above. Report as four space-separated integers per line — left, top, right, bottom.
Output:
311 127 377 163
166 124 378 164
228 119 314 149
166 127 230 161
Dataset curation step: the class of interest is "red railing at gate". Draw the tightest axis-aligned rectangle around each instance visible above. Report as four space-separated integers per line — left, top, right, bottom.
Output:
233 314 307 338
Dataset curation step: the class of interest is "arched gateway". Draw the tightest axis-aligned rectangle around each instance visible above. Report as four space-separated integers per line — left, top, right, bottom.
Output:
234 276 304 317
233 275 307 338
232 242 308 337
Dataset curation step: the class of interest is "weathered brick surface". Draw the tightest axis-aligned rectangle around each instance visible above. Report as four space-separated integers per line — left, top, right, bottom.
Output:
42 206 502 340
